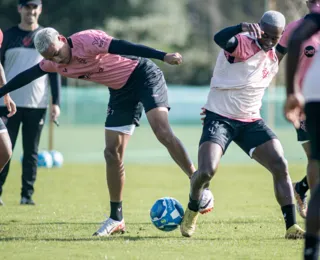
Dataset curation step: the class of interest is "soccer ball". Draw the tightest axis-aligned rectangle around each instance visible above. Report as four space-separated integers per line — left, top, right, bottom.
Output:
37 151 53 168
49 150 64 167
150 197 184 232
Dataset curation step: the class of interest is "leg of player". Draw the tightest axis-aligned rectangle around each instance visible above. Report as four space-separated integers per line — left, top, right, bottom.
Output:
146 107 196 177
0 129 12 206
302 142 319 191
304 183 320 260
93 129 131 237
252 139 305 239
0 132 11 173
293 142 319 219
180 141 223 237
304 102 320 260
146 107 214 215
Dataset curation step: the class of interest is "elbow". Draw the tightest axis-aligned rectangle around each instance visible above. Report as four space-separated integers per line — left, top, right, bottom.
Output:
213 33 220 45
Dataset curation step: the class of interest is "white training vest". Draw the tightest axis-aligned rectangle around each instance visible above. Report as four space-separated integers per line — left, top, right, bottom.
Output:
303 50 320 102
205 37 279 120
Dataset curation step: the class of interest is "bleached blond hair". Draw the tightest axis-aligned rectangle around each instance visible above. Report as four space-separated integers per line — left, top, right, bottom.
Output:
34 27 60 53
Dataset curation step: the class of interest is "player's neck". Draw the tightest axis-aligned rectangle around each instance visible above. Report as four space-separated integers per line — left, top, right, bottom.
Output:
18 23 39 32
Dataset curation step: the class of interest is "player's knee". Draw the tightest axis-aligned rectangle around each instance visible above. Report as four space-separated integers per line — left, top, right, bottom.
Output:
198 164 218 182
0 148 12 170
153 126 174 146
270 156 289 177
104 147 122 165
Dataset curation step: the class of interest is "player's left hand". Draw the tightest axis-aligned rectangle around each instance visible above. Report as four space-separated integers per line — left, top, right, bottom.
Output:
200 107 206 125
4 94 16 117
284 93 305 129
164 53 183 65
51 104 61 122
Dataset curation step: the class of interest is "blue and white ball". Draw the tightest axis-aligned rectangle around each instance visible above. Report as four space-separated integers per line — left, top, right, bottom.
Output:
37 151 53 168
49 150 64 167
150 197 184 232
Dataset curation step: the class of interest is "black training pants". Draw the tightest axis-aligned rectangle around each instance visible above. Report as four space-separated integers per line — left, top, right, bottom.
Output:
0 107 46 199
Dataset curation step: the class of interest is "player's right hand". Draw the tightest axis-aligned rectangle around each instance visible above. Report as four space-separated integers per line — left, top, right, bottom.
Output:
284 93 305 129
164 53 182 65
241 23 264 39
4 94 16 117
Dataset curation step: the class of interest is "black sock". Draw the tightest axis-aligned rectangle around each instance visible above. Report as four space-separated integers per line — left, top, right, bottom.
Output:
296 176 309 197
110 201 123 221
304 234 320 260
188 196 200 212
281 204 296 230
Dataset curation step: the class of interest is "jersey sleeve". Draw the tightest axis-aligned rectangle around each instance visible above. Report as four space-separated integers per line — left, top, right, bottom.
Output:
278 23 296 48
230 34 256 59
0 29 3 48
80 30 113 55
39 59 57 73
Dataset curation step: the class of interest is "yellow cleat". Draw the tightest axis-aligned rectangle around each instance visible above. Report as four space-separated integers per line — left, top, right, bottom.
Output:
180 208 199 237
293 182 308 219
285 224 305 239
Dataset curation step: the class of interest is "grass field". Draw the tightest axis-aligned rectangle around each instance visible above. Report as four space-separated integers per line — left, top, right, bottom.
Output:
0 161 308 260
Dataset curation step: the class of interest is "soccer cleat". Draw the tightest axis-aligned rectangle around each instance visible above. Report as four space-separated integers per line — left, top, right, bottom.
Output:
285 224 305 239
199 189 214 214
293 182 308 219
0 197 4 206
20 197 35 205
180 208 199 237
93 218 125 237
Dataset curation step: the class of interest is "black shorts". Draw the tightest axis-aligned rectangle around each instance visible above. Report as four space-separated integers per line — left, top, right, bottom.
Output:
296 120 309 142
200 111 277 156
305 102 320 160
0 117 6 132
105 57 169 128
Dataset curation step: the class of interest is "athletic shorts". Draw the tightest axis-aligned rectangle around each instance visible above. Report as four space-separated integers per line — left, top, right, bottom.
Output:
296 120 309 142
105 57 169 129
200 111 277 156
305 102 320 160
0 117 7 133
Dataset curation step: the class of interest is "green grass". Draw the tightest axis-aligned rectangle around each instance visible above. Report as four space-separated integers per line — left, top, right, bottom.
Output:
0 162 307 260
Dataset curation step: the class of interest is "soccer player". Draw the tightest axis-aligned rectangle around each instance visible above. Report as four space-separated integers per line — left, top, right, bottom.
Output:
285 10 320 260
0 29 16 187
276 0 320 219
0 28 213 236
0 0 61 206
180 11 305 239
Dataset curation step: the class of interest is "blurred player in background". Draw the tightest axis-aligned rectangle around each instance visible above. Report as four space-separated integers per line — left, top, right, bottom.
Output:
276 0 320 219
285 9 320 260
0 0 61 206
0 29 16 193
0 27 214 236
180 11 305 239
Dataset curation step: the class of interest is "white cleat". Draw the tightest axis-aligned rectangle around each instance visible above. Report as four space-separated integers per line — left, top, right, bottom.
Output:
93 218 126 237
199 189 214 214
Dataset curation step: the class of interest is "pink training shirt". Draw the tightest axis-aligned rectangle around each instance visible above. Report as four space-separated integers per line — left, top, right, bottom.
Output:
279 18 320 88
40 30 139 89
205 33 279 122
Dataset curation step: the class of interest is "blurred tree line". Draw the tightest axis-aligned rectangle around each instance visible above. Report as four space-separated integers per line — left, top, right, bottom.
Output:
0 0 307 86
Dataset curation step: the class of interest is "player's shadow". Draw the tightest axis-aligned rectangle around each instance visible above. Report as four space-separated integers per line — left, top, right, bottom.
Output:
0 235 283 242
19 221 151 225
